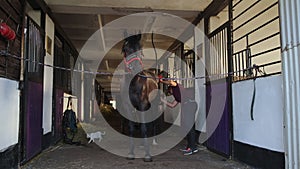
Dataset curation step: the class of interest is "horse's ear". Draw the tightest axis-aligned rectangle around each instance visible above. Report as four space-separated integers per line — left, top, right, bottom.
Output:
137 31 142 41
123 30 128 39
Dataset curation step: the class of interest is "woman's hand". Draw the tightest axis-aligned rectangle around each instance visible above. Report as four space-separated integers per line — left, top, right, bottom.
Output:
161 97 178 108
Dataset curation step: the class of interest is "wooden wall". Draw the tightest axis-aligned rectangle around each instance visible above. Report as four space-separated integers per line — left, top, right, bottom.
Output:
0 0 24 81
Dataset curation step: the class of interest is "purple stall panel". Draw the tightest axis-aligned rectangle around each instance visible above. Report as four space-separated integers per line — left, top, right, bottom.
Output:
206 80 231 157
54 89 63 142
26 81 43 160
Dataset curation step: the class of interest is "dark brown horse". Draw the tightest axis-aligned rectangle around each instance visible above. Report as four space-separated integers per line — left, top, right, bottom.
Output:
121 32 158 162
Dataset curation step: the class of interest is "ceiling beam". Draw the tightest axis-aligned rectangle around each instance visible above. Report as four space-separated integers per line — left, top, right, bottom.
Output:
97 15 107 52
45 0 211 12
48 5 200 18
61 24 99 30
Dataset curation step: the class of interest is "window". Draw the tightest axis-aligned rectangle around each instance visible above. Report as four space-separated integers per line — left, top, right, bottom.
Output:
25 16 44 78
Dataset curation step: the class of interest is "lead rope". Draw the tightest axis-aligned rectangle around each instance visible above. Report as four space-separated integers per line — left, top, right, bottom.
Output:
250 64 266 120
152 32 158 73
67 96 72 110
250 71 257 120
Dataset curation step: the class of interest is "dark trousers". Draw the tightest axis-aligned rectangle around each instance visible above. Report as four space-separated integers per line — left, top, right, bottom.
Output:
181 101 198 150
186 125 196 149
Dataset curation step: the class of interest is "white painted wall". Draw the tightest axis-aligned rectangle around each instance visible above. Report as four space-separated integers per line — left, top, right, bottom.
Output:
209 9 228 33
0 78 20 152
232 75 284 152
26 3 41 26
42 14 54 134
194 20 206 132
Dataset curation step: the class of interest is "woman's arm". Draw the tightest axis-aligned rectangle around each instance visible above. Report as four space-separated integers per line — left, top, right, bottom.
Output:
159 79 177 87
161 98 179 108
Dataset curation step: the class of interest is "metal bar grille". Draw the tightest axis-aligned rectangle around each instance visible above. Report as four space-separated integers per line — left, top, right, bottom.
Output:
208 22 229 81
232 48 251 81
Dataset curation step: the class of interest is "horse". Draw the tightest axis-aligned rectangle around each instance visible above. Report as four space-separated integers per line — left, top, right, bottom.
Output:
121 32 159 162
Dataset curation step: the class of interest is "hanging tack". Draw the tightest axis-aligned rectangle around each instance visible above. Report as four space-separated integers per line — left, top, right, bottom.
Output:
0 23 16 40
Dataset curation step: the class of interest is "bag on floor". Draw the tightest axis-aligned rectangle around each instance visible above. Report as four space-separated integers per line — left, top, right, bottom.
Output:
63 109 77 133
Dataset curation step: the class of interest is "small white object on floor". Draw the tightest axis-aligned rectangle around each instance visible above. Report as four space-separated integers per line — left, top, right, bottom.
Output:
87 131 106 144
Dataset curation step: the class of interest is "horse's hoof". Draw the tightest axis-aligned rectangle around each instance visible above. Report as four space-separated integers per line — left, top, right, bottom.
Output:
152 139 158 146
143 155 153 162
126 153 135 160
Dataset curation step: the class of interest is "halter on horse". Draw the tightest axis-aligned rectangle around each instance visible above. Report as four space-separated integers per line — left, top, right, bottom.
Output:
121 32 158 162
122 33 143 73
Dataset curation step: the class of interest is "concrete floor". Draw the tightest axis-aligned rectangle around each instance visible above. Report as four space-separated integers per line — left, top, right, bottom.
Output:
21 114 257 169
21 140 256 169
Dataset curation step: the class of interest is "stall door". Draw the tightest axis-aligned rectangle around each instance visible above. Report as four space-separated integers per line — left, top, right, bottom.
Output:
24 17 44 161
206 79 231 157
26 81 43 160
205 22 232 157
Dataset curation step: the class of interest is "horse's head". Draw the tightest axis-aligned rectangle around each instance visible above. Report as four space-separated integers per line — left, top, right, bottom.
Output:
122 32 143 73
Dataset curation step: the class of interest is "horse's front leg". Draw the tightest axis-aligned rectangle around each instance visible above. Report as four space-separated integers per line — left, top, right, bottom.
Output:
139 111 152 162
127 109 135 160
